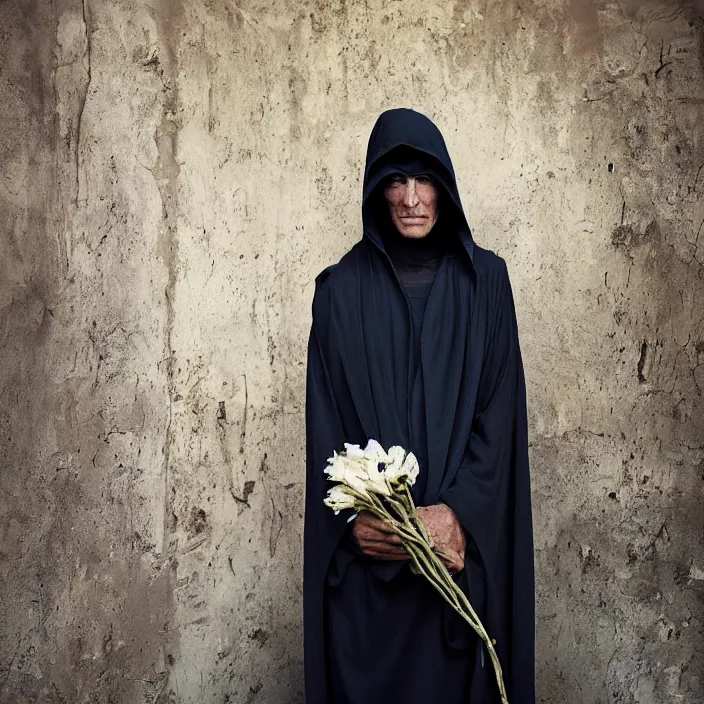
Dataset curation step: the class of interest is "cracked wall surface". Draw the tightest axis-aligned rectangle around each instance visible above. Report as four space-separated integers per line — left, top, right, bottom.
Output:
1 0 703 702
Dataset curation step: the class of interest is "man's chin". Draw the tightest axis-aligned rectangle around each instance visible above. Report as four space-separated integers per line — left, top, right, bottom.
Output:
396 226 433 239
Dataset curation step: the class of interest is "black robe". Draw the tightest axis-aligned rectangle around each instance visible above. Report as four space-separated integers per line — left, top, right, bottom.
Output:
304 108 535 704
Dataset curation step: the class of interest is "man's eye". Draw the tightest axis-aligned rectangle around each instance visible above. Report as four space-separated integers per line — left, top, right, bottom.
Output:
389 175 407 185
416 175 432 184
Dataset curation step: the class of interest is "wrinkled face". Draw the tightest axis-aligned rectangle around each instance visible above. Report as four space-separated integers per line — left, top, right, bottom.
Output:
383 174 438 239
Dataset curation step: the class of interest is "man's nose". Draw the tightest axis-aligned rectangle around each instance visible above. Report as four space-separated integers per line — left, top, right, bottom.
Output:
403 178 419 208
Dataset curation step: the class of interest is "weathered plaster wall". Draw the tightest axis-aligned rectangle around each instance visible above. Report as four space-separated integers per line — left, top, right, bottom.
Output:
1 0 702 702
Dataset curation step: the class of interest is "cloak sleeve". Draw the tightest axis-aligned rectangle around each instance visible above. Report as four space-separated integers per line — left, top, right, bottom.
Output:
439 261 535 703
303 272 355 704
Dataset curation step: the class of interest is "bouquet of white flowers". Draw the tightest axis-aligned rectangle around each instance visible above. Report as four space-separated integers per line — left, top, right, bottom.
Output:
324 439 509 704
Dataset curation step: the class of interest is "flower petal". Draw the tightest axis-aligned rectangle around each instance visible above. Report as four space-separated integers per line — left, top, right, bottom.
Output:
363 439 390 464
343 443 365 459
401 452 420 486
384 446 408 484
324 485 358 514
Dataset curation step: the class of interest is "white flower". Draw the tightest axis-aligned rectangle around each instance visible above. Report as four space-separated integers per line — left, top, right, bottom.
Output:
401 452 419 486
384 446 406 481
362 458 391 497
325 440 416 499
384 446 419 486
324 485 358 514
324 451 347 482
363 439 390 464
325 452 369 496
343 443 366 459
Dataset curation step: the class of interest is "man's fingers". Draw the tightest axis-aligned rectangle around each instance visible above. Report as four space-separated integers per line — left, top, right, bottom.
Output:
353 517 403 545
367 551 409 561
354 517 410 561
353 512 406 561
364 545 410 560
360 542 407 555
355 524 403 545
438 549 464 573
356 512 397 534
354 523 386 540
364 549 408 559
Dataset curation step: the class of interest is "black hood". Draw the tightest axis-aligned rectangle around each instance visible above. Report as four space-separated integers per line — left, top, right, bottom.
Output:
361 108 475 262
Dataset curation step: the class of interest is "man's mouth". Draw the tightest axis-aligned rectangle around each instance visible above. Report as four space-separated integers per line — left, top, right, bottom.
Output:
399 215 428 224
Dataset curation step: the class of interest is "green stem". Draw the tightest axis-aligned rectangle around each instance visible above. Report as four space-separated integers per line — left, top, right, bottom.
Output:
384 493 413 524
339 482 508 703
350 495 425 547
405 544 462 610
400 487 490 636
402 484 431 544
400 484 508 704
406 539 508 703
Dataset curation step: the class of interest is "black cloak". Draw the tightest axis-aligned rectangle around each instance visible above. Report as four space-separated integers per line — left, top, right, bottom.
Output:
304 108 535 704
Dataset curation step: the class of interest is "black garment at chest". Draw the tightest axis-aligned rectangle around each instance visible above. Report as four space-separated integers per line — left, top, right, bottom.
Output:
348 248 476 507
406 278 433 504
324 250 478 704
391 241 457 503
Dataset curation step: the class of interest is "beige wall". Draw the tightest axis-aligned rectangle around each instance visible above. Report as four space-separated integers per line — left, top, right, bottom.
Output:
1 0 703 702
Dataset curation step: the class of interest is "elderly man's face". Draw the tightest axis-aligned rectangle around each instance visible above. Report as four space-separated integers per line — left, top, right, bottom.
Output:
383 174 438 239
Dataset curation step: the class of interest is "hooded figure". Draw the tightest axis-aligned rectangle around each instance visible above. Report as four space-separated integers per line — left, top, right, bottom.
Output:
304 108 535 704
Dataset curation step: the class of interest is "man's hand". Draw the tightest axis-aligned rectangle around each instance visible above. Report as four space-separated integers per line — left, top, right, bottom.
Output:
417 504 466 573
352 511 409 561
